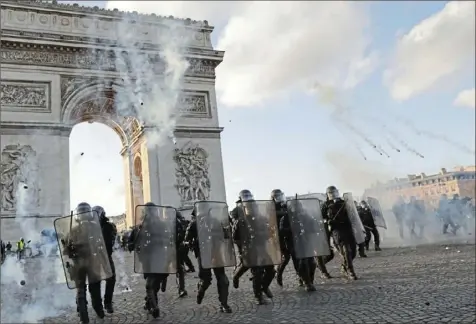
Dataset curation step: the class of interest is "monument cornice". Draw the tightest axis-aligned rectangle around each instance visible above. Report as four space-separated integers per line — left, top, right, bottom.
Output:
0 40 223 78
0 121 72 136
1 0 213 30
0 28 224 59
1 1 216 49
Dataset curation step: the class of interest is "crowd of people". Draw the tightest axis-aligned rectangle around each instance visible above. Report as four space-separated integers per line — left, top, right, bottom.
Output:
1 187 473 324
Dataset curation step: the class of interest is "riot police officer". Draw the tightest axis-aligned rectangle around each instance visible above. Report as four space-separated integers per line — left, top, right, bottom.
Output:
128 202 172 319
175 210 188 298
359 201 381 251
231 189 276 305
280 198 317 292
321 186 358 280
392 196 406 239
273 190 300 287
354 201 368 257
184 203 232 313
92 206 117 313
61 202 111 324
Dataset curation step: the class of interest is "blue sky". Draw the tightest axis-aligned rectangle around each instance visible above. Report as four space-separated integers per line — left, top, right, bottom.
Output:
67 1 475 215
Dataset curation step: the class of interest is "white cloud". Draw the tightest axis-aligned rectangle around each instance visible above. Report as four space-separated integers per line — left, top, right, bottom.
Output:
106 1 377 107
453 88 475 108
385 1 476 101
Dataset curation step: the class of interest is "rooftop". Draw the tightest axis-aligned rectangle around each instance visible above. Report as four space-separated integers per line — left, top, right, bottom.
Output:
370 166 476 188
2 0 212 29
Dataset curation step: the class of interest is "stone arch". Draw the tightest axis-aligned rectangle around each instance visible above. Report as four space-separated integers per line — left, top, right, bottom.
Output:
61 82 142 147
132 153 144 207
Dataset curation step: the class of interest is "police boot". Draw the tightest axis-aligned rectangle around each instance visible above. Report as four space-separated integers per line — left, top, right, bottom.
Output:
298 277 304 286
262 286 273 299
104 303 113 314
233 265 247 289
220 304 232 313
374 244 381 252
254 293 266 305
196 281 208 305
77 297 89 324
305 283 316 292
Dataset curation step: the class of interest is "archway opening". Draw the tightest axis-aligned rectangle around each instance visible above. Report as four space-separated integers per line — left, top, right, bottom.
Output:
69 122 126 227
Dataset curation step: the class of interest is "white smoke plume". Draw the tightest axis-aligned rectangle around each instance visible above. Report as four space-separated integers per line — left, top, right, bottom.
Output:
1 148 75 323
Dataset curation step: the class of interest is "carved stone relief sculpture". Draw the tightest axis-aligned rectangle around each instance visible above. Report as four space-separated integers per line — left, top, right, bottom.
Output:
0 81 49 112
173 143 211 204
0 144 40 213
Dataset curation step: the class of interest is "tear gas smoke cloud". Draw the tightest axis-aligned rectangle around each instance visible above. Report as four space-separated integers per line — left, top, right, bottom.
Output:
3 159 74 323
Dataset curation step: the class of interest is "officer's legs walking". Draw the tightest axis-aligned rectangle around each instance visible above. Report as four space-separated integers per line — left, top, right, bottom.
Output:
299 258 316 291
104 256 116 313
358 243 367 257
371 227 381 251
145 274 161 318
196 259 212 304
232 259 249 288
316 249 334 278
251 266 266 304
342 243 357 280
364 228 372 250
176 261 187 297
183 250 195 272
88 282 105 320
276 251 290 286
261 265 275 297
213 267 232 313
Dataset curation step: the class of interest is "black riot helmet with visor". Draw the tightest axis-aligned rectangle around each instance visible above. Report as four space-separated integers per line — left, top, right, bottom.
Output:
74 202 94 222
271 189 286 204
326 186 340 201
238 189 254 202
92 205 106 221
360 200 369 209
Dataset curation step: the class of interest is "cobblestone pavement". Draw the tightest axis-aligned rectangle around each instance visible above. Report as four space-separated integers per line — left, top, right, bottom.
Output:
2 243 475 323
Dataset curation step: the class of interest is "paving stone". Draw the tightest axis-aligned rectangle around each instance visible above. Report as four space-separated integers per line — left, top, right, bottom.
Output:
2 243 475 323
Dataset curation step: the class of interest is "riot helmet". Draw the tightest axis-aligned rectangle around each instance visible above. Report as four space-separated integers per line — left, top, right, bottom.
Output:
238 189 254 202
360 200 369 209
271 189 286 204
92 205 106 220
142 202 158 224
452 194 460 200
74 202 94 222
326 186 340 200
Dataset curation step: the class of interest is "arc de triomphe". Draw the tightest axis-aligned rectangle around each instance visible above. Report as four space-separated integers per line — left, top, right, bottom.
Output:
0 1 227 239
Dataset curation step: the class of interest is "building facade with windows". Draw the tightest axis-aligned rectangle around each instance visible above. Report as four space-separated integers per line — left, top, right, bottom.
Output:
363 166 476 210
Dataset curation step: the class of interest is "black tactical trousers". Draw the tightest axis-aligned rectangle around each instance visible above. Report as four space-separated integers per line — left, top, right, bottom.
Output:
176 253 186 292
332 230 357 276
298 257 316 285
233 256 249 284
198 263 230 306
396 217 404 239
144 274 167 310
251 265 275 298
76 272 104 323
182 251 195 271
104 255 116 306
443 217 459 234
364 227 380 249
276 249 299 280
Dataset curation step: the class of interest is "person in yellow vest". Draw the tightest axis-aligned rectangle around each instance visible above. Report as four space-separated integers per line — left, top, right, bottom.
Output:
17 238 25 260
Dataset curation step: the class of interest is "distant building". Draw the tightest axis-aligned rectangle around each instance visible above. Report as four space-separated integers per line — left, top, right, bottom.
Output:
109 213 127 232
363 166 476 210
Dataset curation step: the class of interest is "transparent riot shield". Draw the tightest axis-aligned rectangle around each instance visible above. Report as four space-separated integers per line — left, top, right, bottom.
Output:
54 210 113 290
286 198 330 259
133 205 177 274
342 193 366 244
238 200 282 267
194 201 236 269
367 197 387 229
